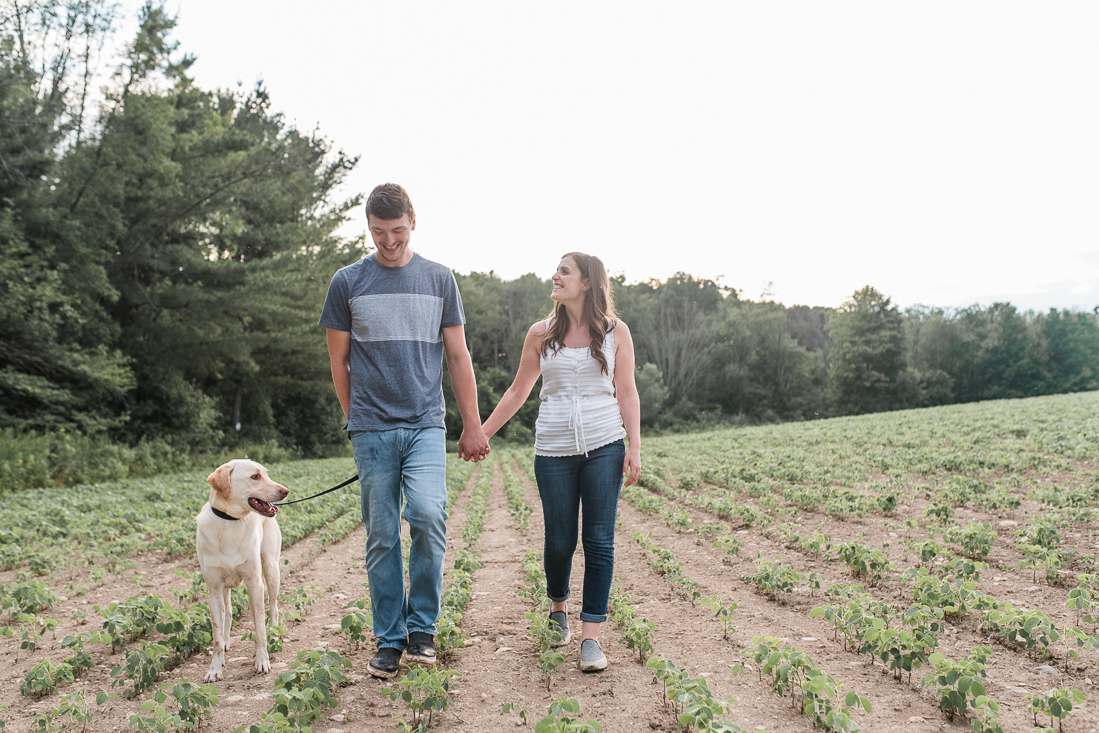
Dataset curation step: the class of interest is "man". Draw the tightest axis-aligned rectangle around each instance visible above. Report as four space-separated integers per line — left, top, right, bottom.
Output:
321 183 489 679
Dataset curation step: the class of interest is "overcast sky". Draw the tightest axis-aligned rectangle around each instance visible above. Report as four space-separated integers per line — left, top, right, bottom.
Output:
141 2 1098 312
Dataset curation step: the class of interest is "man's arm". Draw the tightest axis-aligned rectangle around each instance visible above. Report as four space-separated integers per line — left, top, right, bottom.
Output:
326 328 352 421
442 324 490 461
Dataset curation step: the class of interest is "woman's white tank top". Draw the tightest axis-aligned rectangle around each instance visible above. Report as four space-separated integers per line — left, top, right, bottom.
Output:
534 320 626 456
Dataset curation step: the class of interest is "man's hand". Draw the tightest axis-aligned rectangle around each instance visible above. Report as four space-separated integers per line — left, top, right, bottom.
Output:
458 427 491 463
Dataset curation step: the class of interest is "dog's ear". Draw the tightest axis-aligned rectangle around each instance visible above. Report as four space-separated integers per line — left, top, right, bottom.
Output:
207 463 234 495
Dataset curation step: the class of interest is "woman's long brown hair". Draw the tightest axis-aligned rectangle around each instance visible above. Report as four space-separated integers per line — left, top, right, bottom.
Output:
540 252 617 375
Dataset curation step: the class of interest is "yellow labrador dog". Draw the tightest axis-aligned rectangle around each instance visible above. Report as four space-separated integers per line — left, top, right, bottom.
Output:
196 459 289 683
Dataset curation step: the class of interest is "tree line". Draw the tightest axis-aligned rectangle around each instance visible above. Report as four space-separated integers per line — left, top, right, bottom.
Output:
456 276 1099 441
2 2 1098 470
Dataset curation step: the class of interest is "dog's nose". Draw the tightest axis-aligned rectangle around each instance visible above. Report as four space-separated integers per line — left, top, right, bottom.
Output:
277 485 289 500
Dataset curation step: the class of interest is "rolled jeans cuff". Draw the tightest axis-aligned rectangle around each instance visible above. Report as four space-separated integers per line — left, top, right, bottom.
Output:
579 612 608 623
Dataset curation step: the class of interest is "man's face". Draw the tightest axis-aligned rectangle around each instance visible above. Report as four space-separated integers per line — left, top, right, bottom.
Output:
368 214 415 267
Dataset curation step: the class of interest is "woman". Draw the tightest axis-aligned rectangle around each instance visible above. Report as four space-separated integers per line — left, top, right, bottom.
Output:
482 252 641 672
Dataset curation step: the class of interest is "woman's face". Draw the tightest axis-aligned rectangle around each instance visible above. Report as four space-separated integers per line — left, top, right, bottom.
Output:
551 256 589 305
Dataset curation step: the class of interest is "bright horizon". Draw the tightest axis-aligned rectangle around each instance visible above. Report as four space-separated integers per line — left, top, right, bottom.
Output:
120 2 1099 312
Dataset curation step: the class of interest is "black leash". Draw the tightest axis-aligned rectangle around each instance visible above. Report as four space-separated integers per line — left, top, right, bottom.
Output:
274 474 359 506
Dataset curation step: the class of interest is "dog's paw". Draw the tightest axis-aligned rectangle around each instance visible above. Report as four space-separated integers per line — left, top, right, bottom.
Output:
255 651 271 675
203 668 223 683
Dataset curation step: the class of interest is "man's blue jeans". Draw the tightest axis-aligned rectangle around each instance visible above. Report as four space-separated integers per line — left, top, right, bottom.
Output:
534 439 624 623
351 427 447 649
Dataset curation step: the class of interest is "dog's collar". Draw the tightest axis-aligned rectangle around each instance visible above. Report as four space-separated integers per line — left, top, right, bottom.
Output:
211 506 241 521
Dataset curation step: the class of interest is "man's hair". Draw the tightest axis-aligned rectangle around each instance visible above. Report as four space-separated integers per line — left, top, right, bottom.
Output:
366 183 415 222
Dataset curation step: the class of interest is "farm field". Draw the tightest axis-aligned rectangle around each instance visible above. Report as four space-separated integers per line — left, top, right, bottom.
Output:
2 391 1099 732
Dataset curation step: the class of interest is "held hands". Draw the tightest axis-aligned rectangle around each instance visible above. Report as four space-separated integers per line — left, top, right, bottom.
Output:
622 446 641 487
458 426 491 463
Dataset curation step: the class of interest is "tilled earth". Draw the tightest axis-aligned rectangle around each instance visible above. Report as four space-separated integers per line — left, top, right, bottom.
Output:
3 457 1099 732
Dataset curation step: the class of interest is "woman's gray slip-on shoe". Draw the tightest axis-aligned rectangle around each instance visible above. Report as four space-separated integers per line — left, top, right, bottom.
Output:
579 638 607 671
548 611 571 647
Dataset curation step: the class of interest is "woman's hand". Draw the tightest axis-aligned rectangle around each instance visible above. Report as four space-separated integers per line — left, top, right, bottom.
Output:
622 445 641 487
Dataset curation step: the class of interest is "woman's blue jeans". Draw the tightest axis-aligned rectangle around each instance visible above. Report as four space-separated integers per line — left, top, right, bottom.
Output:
534 439 624 623
351 427 448 650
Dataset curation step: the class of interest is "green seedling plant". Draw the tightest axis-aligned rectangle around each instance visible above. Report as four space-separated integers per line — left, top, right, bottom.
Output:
944 522 996 559
981 606 1060 659
700 596 737 640
110 641 171 697
382 666 460 731
608 587 655 662
129 680 219 732
279 585 321 623
921 648 1003 731
714 535 745 557
31 687 92 732
54 631 109 674
157 604 213 659
436 550 482 653
21 659 75 698
502 702 529 727
268 649 352 728
741 555 802 602
1066 586 1099 628
3 580 60 617
923 502 954 525
835 542 894 586
243 623 287 654
1027 688 1086 732
339 596 372 651
647 659 744 733
527 610 565 691
533 697 602 733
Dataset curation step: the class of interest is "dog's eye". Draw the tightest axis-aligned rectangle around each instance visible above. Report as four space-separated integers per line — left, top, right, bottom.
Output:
251 473 260 480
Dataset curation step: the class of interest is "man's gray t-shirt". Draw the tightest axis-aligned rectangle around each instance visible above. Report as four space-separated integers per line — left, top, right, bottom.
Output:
319 254 465 432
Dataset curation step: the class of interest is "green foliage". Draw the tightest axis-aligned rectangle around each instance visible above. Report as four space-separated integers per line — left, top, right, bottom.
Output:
461 465 493 547
633 532 700 602
943 522 996 559
533 697 602 733
2 579 59 616
741 555 802 601
921 650 1002 729
982 606 1060 658
111 641 172 697
31 687 93 732
835 542 894 586
827 286 909 415
699 596 737 639
1027 688 1086 731
381 667 460 731
157 603 213 658
436 550 482 653
527 611 565 690
730 638 868 731
501 460 533 532
609 586 656 662
339 605 372 651
21 658 75 697
502 702 529 727
130 680 219 732
648 658 744 732
279 584 322 623
268 649 352 727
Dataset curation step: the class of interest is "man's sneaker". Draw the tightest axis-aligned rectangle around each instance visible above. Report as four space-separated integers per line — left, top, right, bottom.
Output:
366 646 403 679
406 631 437 664
548 611 571 647
579 639 607 672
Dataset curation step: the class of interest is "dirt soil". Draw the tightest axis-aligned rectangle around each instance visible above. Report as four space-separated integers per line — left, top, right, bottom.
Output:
4 457 1099 733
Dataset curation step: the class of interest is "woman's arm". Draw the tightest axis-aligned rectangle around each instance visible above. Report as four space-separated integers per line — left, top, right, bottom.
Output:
481 323 545 439
613 320 642 486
